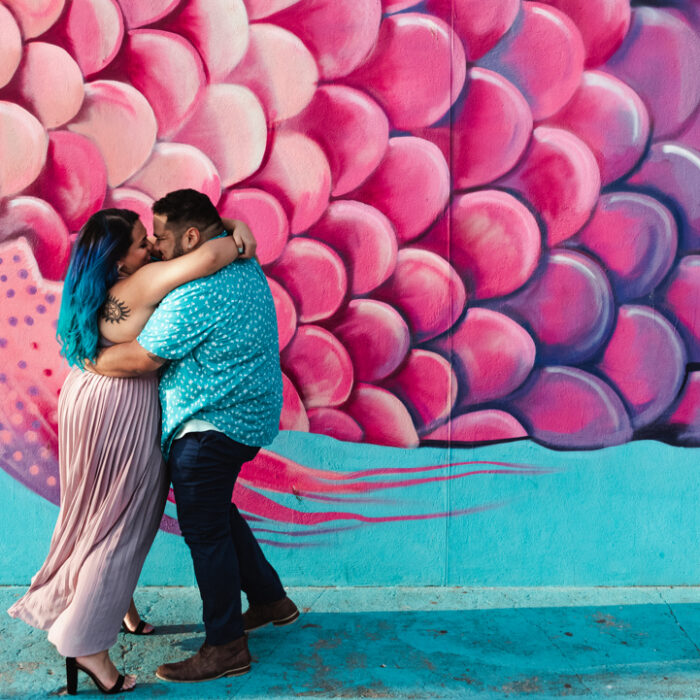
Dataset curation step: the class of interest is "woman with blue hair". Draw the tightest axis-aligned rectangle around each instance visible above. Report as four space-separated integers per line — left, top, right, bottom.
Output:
8 207 253 694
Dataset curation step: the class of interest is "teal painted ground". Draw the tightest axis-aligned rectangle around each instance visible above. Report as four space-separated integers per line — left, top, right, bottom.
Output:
3 436 700 587
3 586 700 698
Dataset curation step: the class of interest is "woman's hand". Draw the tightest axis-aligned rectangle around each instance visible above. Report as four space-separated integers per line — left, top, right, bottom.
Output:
223 218 257 260
83 357 100 374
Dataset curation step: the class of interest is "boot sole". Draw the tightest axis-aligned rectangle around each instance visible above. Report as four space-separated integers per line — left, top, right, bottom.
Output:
155 665 251 683
245 608 300 633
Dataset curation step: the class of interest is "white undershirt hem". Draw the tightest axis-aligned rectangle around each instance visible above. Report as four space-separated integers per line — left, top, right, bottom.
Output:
172 418 223 441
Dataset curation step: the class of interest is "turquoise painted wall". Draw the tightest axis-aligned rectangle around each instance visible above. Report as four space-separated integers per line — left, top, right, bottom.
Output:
4 433 699 587
3 1 700 592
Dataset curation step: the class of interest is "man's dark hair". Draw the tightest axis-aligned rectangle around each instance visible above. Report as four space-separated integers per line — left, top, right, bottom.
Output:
152 189 223 237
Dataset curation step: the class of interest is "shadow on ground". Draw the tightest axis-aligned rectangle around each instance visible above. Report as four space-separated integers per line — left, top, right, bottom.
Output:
2 587 700 698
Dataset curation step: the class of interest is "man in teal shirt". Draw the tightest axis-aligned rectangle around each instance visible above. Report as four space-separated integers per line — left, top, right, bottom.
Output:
94 189 298 682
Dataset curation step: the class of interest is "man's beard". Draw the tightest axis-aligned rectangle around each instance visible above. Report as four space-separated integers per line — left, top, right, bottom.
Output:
172 237 186 259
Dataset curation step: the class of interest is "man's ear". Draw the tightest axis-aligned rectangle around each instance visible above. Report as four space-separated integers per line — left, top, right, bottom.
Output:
183 226 201 251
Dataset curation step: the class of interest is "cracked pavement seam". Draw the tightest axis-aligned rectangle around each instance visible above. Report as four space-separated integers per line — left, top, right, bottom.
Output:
657 589 700 658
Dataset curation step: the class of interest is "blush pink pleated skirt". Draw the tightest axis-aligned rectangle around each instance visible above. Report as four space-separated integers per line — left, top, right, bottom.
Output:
8 367 168 657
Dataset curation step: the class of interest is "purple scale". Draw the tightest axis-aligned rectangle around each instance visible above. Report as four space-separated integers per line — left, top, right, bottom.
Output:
597 305 686 428
604 7 700 139
509 366 633 449
500 251 615 364
627 143 700 252
572 192 677 301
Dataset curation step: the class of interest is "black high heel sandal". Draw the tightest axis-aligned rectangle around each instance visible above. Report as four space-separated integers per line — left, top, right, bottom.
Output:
65 657 133 695
121 619 154 635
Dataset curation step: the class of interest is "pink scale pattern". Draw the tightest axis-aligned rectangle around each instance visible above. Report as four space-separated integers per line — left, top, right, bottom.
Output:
1 0 700 535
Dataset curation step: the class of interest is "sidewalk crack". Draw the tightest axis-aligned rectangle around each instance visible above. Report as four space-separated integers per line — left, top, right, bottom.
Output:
657 589 700 657
293 586 330 613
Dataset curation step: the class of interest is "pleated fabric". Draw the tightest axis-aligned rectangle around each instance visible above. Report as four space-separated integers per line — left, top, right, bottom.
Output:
8 367 168 657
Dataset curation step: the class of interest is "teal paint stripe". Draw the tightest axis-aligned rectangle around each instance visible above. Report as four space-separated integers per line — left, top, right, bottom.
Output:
3 438 699 586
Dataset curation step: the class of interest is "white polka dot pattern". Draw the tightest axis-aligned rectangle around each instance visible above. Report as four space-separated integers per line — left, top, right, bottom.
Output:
137 259 283 457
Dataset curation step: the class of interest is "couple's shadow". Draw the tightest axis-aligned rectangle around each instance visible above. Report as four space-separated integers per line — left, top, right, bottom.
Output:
147 623 203 651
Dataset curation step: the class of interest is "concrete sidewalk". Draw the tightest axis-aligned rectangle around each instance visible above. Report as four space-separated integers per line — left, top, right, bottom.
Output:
2 587 700 699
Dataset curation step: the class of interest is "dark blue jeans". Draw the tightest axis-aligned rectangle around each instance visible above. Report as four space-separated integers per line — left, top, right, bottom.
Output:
168 431 285 644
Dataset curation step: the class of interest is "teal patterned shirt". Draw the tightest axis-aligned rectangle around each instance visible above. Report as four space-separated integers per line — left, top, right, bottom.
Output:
137 258 283 459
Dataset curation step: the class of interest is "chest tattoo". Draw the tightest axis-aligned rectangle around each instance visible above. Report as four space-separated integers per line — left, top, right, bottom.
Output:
101 295 131 324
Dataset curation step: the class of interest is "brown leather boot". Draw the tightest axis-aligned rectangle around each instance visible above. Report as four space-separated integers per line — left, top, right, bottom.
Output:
243 596 300 632
155 636 251 683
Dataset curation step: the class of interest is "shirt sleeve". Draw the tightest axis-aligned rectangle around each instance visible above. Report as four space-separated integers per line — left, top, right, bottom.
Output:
137 284 216 360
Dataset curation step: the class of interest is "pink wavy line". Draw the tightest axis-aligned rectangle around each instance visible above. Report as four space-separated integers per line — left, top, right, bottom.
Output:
339 460 550 479
256 539 327 549
251 524 361 537
286 493 391 504
282 468 554 498
234 482 505 525
161 449 553 543
237 450 557 496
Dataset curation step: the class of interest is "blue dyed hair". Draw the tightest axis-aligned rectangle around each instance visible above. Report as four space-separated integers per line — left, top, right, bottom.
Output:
57 209 139 369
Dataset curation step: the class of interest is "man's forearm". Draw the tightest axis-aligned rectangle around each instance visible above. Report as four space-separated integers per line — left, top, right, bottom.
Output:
92 340 164 377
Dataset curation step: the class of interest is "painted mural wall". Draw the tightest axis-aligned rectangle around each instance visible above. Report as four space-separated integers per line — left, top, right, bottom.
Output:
1 0 700 585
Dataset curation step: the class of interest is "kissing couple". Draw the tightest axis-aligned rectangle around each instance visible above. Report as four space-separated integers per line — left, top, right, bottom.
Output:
9 188 299 693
